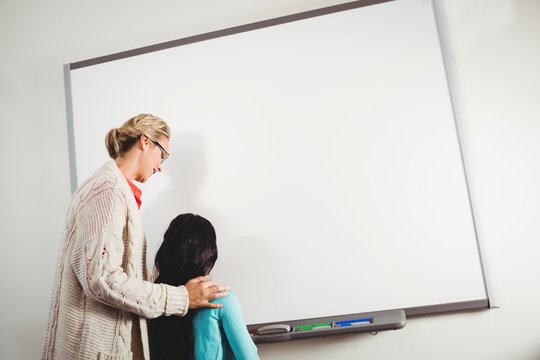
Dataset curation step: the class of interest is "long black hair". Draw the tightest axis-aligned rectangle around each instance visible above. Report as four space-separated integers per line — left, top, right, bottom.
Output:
149 213 218 360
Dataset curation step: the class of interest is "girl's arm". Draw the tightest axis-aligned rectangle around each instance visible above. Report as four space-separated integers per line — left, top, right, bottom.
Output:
193 291 259 359
220 291 260 359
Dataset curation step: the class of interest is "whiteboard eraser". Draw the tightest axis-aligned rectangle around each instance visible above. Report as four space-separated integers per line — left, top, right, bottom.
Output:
256 324 291 335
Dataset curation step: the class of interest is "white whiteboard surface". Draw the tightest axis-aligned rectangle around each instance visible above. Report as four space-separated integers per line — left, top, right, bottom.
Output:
67 0 487 325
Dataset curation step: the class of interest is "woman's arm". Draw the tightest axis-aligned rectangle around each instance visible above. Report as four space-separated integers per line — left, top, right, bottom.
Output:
70 185 229 319
70 186 188 318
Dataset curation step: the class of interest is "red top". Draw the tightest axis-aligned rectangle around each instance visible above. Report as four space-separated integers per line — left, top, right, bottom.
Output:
125 177 142 209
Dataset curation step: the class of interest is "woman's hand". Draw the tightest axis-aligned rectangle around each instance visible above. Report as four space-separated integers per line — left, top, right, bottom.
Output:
184 275 231 309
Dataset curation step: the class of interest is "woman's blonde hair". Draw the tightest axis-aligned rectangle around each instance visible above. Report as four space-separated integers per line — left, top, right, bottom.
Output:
105 114 171 159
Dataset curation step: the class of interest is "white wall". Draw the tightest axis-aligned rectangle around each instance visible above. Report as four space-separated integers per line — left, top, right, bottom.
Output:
1 0 538 359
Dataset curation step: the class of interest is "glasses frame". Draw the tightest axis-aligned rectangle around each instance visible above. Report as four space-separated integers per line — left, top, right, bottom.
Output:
152 139 169 163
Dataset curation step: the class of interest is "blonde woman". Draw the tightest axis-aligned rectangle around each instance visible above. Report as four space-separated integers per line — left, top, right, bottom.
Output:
42 114 229 360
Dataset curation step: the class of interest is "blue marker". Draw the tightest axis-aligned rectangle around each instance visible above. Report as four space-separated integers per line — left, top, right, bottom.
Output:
335 316 373 327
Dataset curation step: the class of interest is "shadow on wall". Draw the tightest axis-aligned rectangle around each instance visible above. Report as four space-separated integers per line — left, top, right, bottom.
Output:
142 131 215 269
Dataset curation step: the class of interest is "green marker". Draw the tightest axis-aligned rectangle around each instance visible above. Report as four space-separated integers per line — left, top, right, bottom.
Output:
295 322 332 331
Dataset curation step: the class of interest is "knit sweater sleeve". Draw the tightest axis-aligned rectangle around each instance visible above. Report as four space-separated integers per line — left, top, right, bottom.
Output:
70 184 188 318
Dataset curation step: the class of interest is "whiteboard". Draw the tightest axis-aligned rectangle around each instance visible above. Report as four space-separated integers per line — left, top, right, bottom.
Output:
66 0 488 325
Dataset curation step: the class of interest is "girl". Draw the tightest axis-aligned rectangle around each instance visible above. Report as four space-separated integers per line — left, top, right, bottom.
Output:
149 214 259 360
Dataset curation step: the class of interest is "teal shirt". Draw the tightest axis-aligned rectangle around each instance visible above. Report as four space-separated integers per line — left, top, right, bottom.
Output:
193 290 259 360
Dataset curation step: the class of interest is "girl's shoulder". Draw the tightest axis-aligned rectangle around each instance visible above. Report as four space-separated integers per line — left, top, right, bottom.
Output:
210 289 238 306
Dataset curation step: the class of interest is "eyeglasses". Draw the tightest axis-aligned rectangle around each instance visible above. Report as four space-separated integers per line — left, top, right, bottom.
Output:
152 140 169 163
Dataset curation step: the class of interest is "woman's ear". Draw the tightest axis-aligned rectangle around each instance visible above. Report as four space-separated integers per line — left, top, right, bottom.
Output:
139 134 150 151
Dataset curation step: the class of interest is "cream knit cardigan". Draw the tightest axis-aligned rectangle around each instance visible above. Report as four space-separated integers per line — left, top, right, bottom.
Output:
42 161 188 360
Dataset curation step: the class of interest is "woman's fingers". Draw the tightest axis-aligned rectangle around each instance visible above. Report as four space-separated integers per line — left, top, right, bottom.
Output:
185 276 230 309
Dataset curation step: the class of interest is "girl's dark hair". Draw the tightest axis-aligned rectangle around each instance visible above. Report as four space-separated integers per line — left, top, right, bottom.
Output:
149 213 218 360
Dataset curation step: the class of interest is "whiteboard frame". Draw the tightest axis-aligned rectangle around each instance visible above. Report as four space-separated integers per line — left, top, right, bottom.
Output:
63 0 490 321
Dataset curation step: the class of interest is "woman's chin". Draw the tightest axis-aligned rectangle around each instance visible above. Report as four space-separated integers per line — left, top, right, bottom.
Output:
134 175 148 183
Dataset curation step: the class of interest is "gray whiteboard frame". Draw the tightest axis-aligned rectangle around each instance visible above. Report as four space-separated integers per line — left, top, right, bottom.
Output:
63 0 491 321
68 0 393 70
